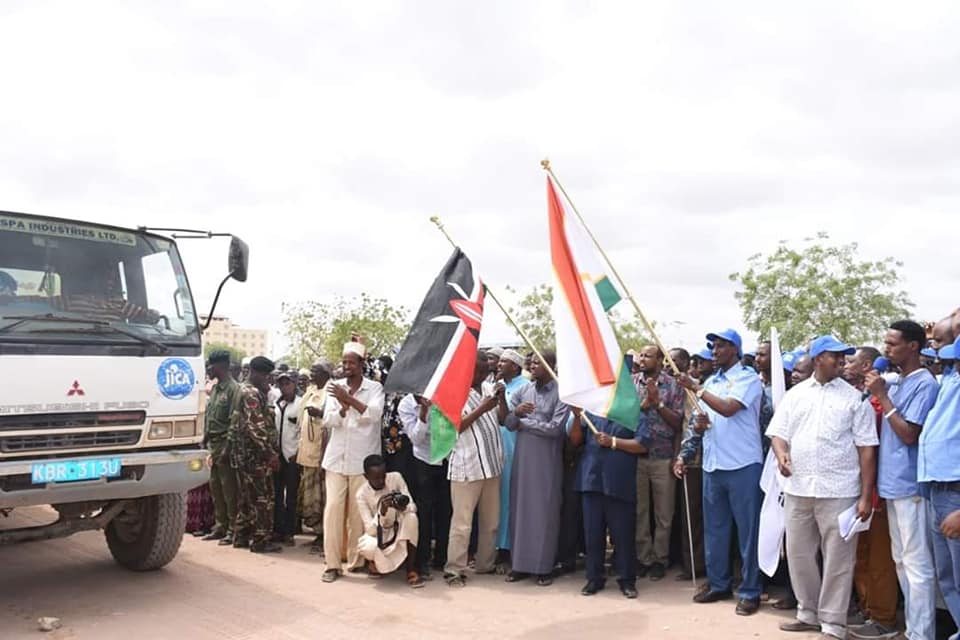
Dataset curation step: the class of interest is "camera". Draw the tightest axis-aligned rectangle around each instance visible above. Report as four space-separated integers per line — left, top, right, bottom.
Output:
386 490 410 510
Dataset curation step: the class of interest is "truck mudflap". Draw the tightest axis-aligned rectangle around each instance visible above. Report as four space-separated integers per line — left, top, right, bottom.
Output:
0 450 209 509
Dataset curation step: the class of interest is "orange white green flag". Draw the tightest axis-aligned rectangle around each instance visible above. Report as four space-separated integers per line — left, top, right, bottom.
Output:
547 176 641 430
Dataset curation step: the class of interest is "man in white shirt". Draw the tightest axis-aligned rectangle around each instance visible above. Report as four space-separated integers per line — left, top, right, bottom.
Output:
321 341 385 583
443 356 504 587
399 393 452 579
272 371 302 545
356 454 423 588
767 335 879 639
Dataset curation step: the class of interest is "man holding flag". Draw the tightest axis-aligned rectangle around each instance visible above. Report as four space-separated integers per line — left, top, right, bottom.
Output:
383 247 488 582
675 329 765 616
540 172 644 588
443 355 504 587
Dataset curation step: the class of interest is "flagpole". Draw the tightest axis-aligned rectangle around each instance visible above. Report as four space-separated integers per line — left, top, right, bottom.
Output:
540 159 702 415
682 474 699 590
430 215 600 435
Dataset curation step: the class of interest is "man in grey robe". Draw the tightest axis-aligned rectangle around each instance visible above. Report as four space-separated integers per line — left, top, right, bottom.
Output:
499 350 569 586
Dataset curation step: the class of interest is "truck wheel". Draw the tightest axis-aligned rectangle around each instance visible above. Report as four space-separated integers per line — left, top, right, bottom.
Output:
105 494 186 571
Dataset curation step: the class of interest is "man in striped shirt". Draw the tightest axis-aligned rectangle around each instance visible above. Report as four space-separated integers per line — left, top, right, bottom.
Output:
443 355 504 587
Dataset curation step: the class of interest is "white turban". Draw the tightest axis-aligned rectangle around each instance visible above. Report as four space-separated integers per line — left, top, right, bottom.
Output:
487 347 505 358
500 349 524 367
343 341 366 358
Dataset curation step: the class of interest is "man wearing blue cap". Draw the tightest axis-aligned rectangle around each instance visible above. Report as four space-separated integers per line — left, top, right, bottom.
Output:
768 335 878 639
861 321 940 640
675 328 765 616
920 347 941 378
918 334 960 640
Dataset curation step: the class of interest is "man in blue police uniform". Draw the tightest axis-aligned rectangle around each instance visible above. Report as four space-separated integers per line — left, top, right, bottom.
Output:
570 409 650 599
675 328 765 616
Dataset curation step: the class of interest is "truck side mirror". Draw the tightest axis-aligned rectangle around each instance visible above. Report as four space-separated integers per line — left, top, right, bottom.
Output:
201 235 249 333
228 236 249 283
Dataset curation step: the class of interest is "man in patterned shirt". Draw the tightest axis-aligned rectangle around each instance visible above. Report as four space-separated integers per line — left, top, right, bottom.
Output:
632 345 684 581
443 355 504 587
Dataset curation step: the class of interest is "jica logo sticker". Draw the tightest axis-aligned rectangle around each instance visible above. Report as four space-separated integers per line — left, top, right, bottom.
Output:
157 358 196 400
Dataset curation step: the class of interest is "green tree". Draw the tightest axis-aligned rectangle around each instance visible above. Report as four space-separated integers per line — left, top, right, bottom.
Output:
203 342 246 364
729 232 914 349
282 293 410 365
505 283 652 353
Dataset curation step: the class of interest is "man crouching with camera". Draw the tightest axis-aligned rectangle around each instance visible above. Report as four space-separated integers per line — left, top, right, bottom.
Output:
356 454 424 588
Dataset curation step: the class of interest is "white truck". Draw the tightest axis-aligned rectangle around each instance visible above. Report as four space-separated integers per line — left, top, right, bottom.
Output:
0 211 248 570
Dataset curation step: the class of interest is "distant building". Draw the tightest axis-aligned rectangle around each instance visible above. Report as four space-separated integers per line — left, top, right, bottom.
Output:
200 315 268 357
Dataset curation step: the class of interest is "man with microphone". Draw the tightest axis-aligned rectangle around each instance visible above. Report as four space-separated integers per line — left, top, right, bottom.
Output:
859 321 940 640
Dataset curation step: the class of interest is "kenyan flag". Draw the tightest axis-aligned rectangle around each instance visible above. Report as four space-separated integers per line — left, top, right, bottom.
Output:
385 248 484 462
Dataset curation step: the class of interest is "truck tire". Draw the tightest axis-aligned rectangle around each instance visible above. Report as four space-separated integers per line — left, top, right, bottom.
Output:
105 493 185 571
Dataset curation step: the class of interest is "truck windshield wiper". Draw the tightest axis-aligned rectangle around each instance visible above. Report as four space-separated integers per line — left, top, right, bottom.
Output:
0 314 171 353
0 313 89 334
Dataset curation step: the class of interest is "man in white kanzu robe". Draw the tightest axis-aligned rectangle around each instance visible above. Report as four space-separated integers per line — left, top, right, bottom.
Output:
356 454 424 587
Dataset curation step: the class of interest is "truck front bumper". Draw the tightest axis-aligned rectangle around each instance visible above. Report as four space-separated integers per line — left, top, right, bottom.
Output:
0 449 210 508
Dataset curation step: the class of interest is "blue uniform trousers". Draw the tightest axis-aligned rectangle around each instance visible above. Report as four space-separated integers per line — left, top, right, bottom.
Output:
702 463 762 599
582 491 636 586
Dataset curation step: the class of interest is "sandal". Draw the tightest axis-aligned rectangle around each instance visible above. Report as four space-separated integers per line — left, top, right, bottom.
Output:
367 561 383 579
505 571 529 583
407 570 425 589
536 574 553 587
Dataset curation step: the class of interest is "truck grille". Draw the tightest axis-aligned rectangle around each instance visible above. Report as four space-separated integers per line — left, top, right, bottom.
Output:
0 430 142 453
0 411 145 432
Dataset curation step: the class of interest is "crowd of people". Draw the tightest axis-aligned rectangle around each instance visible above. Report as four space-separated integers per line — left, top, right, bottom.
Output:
186 309 960 640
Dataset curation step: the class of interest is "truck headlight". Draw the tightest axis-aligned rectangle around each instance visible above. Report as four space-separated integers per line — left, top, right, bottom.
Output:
148 421 173 439
174 419 197 437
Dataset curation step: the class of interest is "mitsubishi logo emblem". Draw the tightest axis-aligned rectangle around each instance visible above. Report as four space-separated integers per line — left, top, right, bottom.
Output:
67 381 85 396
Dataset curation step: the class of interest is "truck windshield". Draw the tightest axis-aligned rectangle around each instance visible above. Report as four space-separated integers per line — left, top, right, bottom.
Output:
0 213 199 346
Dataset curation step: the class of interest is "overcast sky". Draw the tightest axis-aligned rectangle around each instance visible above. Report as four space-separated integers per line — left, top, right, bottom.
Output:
2 1 958 357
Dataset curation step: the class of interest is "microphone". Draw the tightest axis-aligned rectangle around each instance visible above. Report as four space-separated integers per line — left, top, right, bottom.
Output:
862 356 890 400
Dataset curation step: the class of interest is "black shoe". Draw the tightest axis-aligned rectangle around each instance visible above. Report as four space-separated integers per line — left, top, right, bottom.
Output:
735 598 760 616
505 571 529 583
772 596 798 610
232 538 250 549
693 589 733 603
218 535 234 547
250 542 283 554
536 574 553 587
619 583 638 599
202 529 227 541
581 580 605 596
648 562 666 581
636 562 650 578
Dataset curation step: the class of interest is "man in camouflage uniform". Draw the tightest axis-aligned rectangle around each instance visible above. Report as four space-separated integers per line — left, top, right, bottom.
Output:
203 350 240 543
230 355 283 553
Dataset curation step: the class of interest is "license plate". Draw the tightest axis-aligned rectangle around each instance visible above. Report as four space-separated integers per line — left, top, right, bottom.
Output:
31 458 122 484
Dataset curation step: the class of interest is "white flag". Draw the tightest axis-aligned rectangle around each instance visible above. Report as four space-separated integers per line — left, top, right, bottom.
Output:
758 327 787 577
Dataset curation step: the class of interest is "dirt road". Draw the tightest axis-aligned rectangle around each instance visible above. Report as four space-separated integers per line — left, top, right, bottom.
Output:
1 507 803 640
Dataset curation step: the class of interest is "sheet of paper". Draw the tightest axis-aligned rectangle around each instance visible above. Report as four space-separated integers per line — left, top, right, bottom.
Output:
838 503 873 542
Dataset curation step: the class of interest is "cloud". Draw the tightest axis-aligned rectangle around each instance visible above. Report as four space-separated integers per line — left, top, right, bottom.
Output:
1 0 959 356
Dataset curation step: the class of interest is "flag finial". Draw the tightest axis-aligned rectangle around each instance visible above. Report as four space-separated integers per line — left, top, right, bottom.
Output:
540 158 551 170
